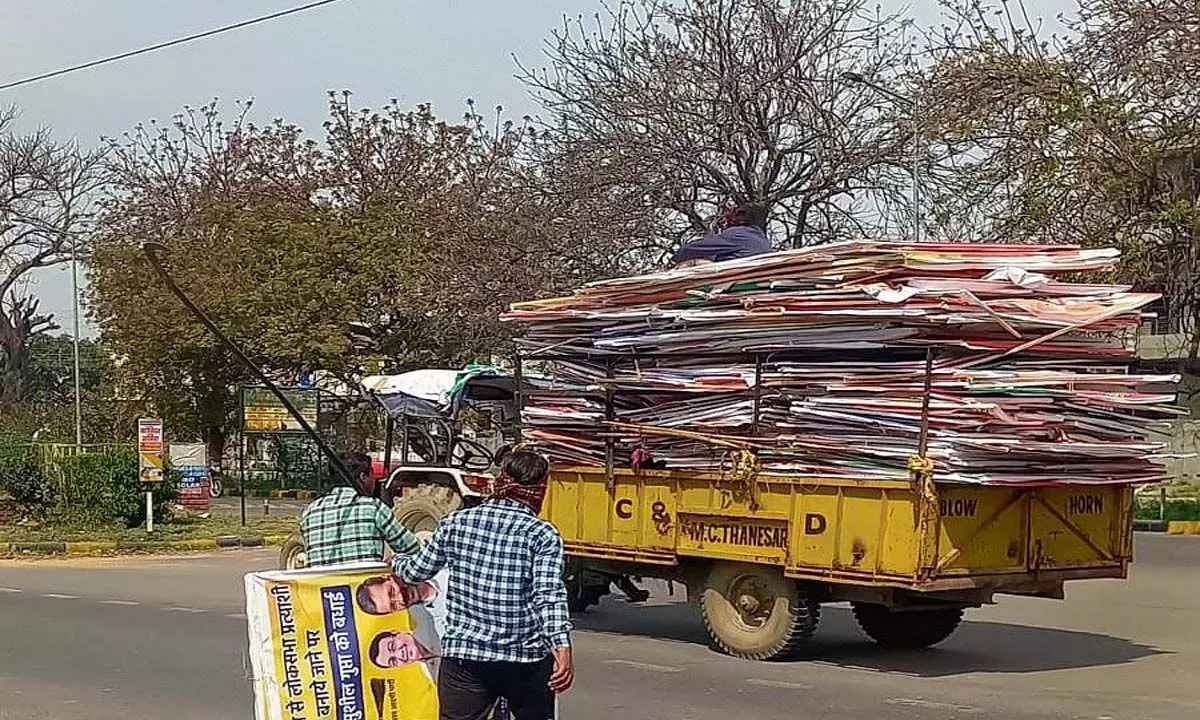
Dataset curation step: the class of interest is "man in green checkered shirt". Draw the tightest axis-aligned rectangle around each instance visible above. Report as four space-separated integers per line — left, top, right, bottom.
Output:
300 452 420 567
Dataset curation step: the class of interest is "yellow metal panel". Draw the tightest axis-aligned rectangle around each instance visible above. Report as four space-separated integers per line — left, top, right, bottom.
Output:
935 487 1028 575
1029 486 1131 569
878 489 920 577
787 486 840 570
676 513 790 564
831 487 892 575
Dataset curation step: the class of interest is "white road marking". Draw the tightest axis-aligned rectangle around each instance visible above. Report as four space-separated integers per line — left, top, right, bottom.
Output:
0 587 21 593
747 678 814 690
604 659 682 673
42 593 79 599
166 606 206 614
227 613 248 620
888 698 980 713
100 600 139 606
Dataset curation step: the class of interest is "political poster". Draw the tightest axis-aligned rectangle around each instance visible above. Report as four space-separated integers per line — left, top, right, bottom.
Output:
246 563 447 720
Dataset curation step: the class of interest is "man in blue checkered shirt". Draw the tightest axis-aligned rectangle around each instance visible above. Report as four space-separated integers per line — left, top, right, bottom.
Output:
394 450 573 720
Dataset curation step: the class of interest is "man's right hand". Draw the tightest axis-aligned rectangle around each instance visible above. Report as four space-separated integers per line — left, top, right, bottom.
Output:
548 646 574 693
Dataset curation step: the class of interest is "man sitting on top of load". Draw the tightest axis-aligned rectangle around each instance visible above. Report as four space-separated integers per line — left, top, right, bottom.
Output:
672 201 775 269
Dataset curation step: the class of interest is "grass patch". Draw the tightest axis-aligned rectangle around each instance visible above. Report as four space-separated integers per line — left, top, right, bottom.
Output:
0 514 297 543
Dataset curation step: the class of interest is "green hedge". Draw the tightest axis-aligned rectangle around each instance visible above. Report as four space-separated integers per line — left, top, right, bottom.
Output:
0 443 178 527
1135 499 1200 522
55 448 179 527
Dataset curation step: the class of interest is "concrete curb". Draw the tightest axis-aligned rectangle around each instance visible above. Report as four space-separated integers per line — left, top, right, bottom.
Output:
1134 519 1168 533
0 534 286 557
1167 520 1200 535
228 489 316 500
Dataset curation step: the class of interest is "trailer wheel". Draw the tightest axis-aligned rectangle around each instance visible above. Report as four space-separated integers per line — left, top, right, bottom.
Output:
700 562 819 660
394 485 462 537
279 532 306 570
852 603 964 649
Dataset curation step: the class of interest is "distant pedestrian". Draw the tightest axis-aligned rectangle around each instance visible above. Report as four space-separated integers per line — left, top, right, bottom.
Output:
299 451 420 567
394 450 573 720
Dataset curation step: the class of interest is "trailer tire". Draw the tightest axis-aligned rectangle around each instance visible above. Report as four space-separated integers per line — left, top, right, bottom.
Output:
279 532 307 570
700 562 818 660
852 603 964 649
394 485 462 539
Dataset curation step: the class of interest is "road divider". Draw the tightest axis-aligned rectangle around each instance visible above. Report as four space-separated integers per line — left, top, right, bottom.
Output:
0 534 289 557
1167 521 1200 535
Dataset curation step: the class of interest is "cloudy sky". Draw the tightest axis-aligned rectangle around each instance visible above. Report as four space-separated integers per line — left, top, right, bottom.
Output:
0 0 1075 334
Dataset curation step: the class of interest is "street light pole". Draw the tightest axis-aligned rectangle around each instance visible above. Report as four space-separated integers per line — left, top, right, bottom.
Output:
841 71 921 242
70 234 83 447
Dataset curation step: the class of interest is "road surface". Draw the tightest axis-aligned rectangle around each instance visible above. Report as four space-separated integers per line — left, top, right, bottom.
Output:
1 534 1197 720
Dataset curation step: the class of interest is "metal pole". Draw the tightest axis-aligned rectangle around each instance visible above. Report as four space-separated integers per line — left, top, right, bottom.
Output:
916 348 935 458
145 489 154 533
239 390 247 527
911 108 921 244
70 236 83 446
840 72 921 242
381 417 394 501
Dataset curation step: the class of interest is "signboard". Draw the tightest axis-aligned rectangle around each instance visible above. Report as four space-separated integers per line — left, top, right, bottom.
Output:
242 387 320 434
137 418 164 483
169 443 210 511
246 565 447 720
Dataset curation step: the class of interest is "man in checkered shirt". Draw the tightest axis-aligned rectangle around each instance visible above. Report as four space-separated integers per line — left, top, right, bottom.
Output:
299 452 420 567
394 450 573 720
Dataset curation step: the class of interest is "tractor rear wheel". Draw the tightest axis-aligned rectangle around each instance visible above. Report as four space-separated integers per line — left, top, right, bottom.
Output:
700 562 818 660
394 485 462 541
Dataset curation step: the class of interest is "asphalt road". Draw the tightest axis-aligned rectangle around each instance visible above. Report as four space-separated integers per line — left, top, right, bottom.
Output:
1 535 1197 720
210 496 310 518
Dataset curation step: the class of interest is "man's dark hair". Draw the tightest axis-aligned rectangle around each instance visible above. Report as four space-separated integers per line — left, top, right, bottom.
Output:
356 576 388 615
338 451 373 493
729 202 768 231
499 450 549 486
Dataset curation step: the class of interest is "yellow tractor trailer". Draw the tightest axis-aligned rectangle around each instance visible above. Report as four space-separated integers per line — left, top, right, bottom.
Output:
540 462 1132 659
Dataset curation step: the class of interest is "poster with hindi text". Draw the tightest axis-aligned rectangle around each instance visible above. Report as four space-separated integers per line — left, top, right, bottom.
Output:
245 563 447 720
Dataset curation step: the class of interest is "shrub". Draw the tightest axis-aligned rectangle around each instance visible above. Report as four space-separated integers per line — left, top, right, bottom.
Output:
0 442 53 516
1135 498 1200 522
56 448 179 527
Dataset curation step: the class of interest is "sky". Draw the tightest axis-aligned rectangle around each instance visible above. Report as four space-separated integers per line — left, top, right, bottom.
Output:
0 0 1076 336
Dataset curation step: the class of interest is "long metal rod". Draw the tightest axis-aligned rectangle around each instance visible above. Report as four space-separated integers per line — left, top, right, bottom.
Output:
382 416 394 497
140 241 353 485
911 107 921 244
840 72 921 242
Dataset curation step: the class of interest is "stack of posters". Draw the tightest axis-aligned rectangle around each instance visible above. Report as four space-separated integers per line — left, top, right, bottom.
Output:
505 241 1183 485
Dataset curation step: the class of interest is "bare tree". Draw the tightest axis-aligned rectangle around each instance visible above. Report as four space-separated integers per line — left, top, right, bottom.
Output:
916 0 1200 377
0 107 103 407
519 0 919 252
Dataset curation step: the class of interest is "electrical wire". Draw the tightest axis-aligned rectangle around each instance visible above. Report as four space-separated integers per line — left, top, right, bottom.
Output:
0 0 352 92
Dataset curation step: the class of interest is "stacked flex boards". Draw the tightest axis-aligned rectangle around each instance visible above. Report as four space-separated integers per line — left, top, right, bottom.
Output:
503 241 1183 486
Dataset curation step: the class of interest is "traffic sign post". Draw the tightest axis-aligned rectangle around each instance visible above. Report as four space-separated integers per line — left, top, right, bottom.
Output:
137 418 164 532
